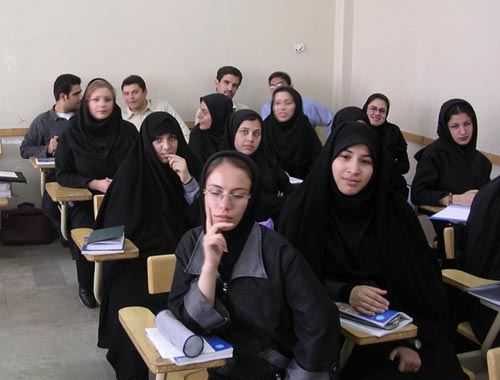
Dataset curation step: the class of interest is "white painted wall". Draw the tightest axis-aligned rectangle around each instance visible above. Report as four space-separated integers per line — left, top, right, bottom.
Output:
0 0 335 127
340 0 500 177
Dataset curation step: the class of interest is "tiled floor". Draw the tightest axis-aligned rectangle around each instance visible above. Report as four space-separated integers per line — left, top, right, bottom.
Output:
0 240 490 380
0 240 115 380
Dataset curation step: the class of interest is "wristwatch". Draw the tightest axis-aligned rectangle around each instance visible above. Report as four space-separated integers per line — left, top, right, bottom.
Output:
403 338 422 351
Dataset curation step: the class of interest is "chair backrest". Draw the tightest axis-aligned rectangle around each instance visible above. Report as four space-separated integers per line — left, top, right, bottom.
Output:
147 254 176 294
487 347 500 380
93 194 104 219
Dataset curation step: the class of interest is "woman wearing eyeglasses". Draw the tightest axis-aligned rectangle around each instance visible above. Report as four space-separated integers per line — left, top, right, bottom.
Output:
168 150 340 380
221 109 293 228
362 93 409 175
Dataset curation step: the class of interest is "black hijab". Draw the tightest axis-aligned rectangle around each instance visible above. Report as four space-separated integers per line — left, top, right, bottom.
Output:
415 98 479 163
463 175 500 278
189 93 233 164
332 106 370 129
263 86 322 179
222 109 293 222
95 112 201 257
70 78 130 160
281 121 448 342
199 151 260 280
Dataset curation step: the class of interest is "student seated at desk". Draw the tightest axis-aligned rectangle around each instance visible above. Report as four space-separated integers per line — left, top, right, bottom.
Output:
362 93 409 175
221 109 293 229
411 99 491 253
94 112 201 380
462 175 500 347
189 93 233 165
20 73 82 235
263 86 322 180
280 122 466 379
169 151 340 380
56 78 138 308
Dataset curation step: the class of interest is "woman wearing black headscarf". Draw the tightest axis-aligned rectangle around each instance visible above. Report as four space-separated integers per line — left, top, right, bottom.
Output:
94 112 201 379
462 175 500 347
363 93 409 175
56 78 138 308
168 151 340 380
411 99 491 255
263 86 322 179
411 98 491 207
222 109 293 228
189 93 233 165
331 106 370 129
280 122 466 379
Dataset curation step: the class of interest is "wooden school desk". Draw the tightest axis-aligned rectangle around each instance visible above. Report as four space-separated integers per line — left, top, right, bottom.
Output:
339 322 418 370
71 227 139 304
119 306 226 380
45 182 92 241
29 156 55 197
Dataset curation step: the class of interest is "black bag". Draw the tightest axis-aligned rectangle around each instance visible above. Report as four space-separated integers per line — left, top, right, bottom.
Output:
1 202 54 245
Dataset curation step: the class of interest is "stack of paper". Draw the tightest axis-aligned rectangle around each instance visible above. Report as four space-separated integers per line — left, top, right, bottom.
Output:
429 205 470 223
0 182 11 197
466 283 500 307
82 225 125 255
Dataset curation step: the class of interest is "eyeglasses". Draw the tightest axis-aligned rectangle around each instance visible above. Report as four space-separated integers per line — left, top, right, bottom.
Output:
367 106 387 115
203 189 251 204
269 81 287 90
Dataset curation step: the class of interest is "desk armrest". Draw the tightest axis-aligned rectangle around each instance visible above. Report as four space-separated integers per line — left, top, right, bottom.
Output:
119 306 226 374
442 269 499 290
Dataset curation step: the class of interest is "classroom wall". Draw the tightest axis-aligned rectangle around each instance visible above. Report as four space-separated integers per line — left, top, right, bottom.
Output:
336 0 500 177
0 0 335 206
0 0 335 127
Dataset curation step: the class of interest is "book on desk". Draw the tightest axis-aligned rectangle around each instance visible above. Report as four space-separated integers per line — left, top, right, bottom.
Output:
336 302 413 337
82 225 125 255
35 157 56 166
146 309 233 366
466 283 500 307
0 170 26 183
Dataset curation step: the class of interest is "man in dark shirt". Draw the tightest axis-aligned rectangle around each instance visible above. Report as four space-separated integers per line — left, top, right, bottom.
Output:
20 74 82 236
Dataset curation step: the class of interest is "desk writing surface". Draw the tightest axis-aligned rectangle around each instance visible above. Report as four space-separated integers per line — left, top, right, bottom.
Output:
0 197 8 207
418 205 444 214
45 182 92 202
71 228 139 262
341 323 417 346
119 306 226 374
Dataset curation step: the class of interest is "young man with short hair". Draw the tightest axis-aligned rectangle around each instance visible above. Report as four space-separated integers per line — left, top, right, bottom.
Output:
194 66 248 122
121 75 191 141
20 73 82 238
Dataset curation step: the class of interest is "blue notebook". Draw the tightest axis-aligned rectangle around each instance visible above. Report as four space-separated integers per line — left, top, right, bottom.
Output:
336 302 402 330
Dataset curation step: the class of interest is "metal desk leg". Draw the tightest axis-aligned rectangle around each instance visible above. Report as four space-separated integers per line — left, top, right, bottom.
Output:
339 339 354 371
60 201 68 241
39 169 46 198
481 302 500 358
94 261 102 305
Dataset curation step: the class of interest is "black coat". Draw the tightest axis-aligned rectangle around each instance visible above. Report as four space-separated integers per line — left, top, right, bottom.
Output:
411 98 491 206
168 225 340 380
